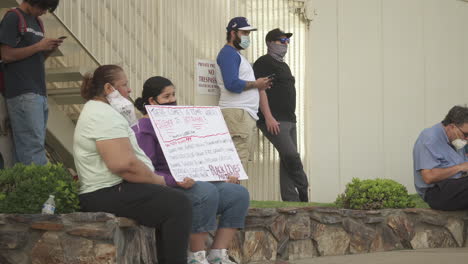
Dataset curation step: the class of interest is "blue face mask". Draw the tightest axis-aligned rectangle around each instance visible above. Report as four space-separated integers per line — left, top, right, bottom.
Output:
239 35 250 49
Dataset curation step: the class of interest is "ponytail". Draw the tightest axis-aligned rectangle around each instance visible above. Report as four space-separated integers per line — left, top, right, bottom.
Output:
134 97 147 114
80 73 94 101
80 65 123 101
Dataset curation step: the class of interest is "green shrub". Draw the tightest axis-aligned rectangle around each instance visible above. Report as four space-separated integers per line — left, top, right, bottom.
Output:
0 163 79 214
335 178 415 210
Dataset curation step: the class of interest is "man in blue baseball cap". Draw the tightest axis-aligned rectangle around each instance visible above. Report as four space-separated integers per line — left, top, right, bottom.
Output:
215 17 271 171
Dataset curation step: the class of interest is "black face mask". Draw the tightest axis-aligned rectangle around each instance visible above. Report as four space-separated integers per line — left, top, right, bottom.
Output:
157 100 177 106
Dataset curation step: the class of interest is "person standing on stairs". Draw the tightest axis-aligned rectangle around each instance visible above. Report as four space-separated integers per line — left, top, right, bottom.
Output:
0 0 62 165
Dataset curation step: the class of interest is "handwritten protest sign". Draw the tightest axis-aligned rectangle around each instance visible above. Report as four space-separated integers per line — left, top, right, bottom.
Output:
146 105 248 182
196 59 220 95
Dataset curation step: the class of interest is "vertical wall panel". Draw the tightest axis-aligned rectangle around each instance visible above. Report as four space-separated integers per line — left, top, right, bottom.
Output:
338 0 384 185
382 0 425 192
306 0 341 202
423 0 465 125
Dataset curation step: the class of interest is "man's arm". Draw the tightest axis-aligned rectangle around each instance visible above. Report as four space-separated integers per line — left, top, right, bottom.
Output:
96 137 166 185
1 38 60 63
0 12 61 63
259 90 280 135
217 49 271 93
244 78 271 91
420 162 468 184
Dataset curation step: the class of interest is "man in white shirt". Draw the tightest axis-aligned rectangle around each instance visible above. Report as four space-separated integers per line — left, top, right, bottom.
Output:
215 17 271 167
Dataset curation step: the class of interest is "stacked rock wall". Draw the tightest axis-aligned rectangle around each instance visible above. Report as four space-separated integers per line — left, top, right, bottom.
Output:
1 208 467 263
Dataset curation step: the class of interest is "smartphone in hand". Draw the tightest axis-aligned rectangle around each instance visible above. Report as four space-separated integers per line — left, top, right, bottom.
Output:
266 73 276 80
58 36 67 40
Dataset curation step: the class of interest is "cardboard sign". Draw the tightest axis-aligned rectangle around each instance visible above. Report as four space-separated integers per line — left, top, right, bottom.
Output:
145 105 247 182
196 59 220 95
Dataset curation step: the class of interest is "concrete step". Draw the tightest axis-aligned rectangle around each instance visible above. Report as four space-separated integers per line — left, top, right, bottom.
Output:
49 41 80 57
48 87 85 105
46 67 89 82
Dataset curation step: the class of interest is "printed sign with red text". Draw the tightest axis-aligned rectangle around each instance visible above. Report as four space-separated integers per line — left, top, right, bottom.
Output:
196 59 220 95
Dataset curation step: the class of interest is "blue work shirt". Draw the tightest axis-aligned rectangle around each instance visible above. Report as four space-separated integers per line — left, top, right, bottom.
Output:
413 123 468 199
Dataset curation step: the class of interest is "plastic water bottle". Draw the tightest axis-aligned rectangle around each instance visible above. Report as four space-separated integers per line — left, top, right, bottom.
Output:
41 195 56 215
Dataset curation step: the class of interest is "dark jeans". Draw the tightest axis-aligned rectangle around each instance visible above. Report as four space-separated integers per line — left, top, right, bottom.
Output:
258 121 309 202
424 177 468 211
79 181 192 264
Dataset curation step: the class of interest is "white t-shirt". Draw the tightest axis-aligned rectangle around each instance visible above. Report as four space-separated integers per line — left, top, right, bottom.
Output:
73 100 154 194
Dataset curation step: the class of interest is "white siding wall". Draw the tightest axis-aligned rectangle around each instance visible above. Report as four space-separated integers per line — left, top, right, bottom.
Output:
307 0 468 202
54 0 308 201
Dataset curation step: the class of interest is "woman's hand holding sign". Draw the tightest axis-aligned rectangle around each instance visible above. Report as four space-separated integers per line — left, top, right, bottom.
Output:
177 177 195 189
226 175 240 184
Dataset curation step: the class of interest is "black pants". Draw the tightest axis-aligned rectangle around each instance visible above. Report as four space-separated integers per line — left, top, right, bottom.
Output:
79 181 192 264
424 177 468 211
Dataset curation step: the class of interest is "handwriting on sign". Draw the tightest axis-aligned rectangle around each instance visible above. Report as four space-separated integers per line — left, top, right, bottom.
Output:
208 164 241 180
146 105 248 182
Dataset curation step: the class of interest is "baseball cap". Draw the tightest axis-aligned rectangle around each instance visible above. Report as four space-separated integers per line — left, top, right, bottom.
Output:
226 17 257 31
265 28 293 42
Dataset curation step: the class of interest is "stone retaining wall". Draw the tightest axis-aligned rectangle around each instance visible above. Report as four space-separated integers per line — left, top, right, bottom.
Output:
1 208 467 263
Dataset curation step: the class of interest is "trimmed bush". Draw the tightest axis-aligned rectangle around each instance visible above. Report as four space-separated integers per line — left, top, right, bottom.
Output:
0 163 79 214
335 178 415 210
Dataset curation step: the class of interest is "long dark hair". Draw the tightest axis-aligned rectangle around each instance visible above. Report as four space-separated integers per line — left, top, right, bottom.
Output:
134 76 173 115
80 65 123 101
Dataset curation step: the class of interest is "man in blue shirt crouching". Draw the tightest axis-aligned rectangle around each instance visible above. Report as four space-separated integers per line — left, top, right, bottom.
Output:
413 105 468 210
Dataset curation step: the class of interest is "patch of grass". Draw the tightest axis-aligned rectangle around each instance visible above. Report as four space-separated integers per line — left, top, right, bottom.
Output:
250 194 429 209
409 193 429 208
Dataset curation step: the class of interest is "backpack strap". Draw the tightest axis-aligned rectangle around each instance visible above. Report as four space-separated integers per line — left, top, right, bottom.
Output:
5 8 27 34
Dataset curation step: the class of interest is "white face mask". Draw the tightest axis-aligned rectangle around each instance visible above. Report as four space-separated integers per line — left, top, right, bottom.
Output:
452 138 467 150
106 88 138 127
239 35 250 49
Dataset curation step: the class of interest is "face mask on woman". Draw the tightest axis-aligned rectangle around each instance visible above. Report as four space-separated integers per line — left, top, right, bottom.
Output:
106 88 138 126
156 101 177 106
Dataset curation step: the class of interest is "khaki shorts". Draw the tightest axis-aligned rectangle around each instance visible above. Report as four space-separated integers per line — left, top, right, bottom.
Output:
221 108 256 167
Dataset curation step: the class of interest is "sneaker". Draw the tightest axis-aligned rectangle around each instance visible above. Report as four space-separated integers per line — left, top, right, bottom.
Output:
188 250 209 264
207 249 236 264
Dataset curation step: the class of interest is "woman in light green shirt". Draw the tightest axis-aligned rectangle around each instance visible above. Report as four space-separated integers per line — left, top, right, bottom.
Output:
73 65 191 264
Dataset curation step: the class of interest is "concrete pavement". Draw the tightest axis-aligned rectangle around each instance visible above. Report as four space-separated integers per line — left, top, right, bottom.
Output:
292 248 468 264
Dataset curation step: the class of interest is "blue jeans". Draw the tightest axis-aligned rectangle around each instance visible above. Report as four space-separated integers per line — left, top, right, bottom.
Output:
6 93 48 165
177 181 250 233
